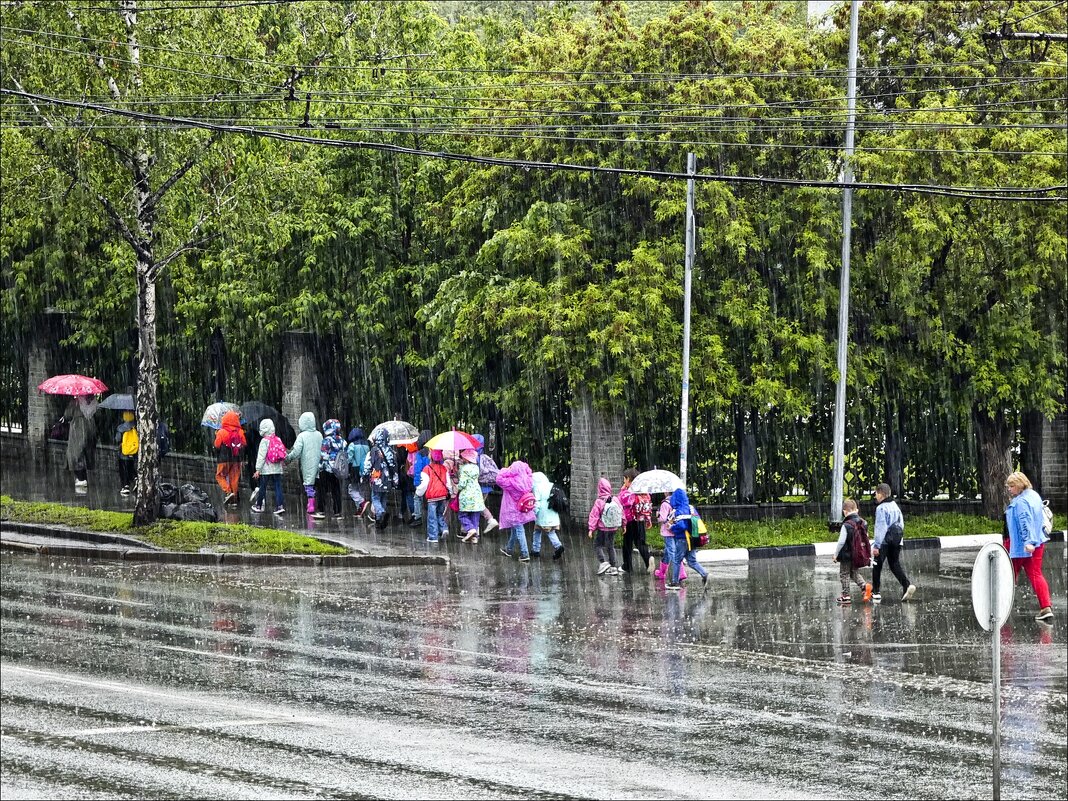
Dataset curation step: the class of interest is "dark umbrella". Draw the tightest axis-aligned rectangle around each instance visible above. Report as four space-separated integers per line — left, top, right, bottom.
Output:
240 401 296 447
99 393 136 411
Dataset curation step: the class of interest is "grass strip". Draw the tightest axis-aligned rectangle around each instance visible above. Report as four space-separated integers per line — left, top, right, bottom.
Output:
0 495 346 555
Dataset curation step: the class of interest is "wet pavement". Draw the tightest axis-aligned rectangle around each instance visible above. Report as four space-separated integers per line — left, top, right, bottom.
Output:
1 538 1065 798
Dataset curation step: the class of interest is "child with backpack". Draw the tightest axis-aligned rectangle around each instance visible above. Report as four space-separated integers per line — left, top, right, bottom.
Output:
367 427 397 527
619 467 653 573
665 488 709 590
654 493 688 582
456 448 484 543
313 418 346 519
285 411 323 517
833 498 873 605
252 418 286 514
531 471 565 559
212 410 245 505
587 477 623 576
345 428 371 518
473 434 501 533
115 411 138 496
416 449 452 542
496 459 536 561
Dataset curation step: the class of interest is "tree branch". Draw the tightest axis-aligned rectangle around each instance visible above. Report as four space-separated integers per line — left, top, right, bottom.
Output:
144 130 222 214
151 232 218 277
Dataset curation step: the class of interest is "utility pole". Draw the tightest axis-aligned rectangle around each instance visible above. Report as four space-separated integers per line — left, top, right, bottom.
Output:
830 0 860 525
680 152 696 488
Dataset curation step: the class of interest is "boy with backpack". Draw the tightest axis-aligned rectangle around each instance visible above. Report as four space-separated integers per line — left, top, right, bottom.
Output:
252 418 286 514
665 488 709 590
212 410 245 505
833 498 873 605
587 477 623 576
345 428 371 518
531 471 566 559
417 449 453 542
313 418 347 519
115 411 138 496
619 467 654 573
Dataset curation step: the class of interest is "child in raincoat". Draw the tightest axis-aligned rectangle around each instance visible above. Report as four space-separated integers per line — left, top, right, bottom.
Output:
496 460 536 561
654 494 688 582
367 427 397 527
285 411 323 516
532 471 565 559
473 434 500 533
115 411 138 495
313 418 346 519
252 418 285 514
456 449 485 543
346 428 371 517
587 477 622 576
666 488 709 590
213 410 246 505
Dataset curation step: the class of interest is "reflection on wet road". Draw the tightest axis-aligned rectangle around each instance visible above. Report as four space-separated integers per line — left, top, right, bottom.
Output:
1 544 1065 799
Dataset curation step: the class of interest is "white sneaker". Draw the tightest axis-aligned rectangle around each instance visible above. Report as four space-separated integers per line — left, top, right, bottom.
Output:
119 486 130 496
647 555 655 571
483 518 499 533
597 562 611 575
902 585 917 602
74 479 88 488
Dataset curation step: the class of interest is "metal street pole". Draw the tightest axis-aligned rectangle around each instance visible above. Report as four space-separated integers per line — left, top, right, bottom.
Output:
830 0 860 525
680 152 696 487
990 549 1001 800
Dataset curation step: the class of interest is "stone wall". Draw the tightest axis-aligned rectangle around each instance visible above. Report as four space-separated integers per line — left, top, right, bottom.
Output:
568 392 625 523
281 332 322 427
1042 410 1067 511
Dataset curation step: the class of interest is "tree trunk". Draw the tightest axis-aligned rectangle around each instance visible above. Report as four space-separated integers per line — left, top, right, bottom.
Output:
133 260 160 525
973 406 1012 520
1019 410 1045 497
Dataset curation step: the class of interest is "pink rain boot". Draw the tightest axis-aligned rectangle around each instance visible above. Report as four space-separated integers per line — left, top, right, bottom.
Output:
306 496 317 516
654 559 666 580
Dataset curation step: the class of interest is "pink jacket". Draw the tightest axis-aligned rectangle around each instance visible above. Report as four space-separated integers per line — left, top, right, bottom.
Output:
587 477 615 531
658 498 673 539
619 485 651 524
496 460 535 529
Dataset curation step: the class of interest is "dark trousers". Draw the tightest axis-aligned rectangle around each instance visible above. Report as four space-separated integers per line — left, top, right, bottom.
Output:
622 519 651 571
316 473 342 515
872 538 910 594
118 457 136 487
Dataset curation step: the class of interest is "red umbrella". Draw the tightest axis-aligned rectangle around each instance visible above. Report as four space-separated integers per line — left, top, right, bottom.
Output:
37 374 108 396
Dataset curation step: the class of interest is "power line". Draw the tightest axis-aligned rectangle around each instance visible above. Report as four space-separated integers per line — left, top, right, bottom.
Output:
4 87 1064 201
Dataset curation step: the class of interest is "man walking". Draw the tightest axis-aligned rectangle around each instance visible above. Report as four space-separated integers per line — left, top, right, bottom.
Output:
872 483 917 603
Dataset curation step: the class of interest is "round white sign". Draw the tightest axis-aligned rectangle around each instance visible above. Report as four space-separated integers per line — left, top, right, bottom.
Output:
971 542 1014 631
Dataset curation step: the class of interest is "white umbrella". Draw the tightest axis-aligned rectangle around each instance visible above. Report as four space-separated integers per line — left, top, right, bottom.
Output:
629 469 685 494
369 419 419 445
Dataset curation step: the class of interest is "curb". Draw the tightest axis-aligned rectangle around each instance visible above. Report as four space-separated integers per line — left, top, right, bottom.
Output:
0 538 449 567
0 520 163 550
696 530 1067 565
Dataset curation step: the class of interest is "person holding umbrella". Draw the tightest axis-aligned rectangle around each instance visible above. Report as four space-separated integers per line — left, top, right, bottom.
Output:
62 394 100 489
115 411 138 495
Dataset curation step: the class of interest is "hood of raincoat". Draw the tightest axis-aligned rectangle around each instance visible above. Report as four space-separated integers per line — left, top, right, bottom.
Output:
532 471 552 498
460 448 478 463
473 433 485 454
597 476 613 500
259 418 276 437
322 418 341 437
298 412 317 433
372 427 397 469
430 449 443 463
348 427 365 443
122 411 135 422
220 410 242 433
669 488 691 520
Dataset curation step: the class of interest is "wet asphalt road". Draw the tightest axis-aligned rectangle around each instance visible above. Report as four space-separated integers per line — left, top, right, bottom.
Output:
2 540 1065 799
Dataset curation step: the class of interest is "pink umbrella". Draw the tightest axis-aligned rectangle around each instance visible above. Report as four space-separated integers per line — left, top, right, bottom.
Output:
424 429 480 451
37 374 108 396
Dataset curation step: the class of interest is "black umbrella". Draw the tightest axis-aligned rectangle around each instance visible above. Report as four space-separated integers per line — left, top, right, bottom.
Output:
240 401 296 447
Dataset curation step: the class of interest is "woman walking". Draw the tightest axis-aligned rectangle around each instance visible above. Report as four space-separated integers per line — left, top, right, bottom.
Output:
1004 471 1053 622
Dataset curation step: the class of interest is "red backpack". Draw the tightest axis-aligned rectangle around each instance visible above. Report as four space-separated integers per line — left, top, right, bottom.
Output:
847 516 872 567
518 491 536 514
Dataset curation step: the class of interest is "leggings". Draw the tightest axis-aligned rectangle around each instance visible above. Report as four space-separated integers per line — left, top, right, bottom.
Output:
1010 542 1052 610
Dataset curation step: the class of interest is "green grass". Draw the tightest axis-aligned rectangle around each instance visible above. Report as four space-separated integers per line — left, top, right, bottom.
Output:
636 512 1010 551
1 495 347 555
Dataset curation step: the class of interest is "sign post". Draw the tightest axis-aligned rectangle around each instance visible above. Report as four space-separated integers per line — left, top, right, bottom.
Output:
971 542 1013 800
